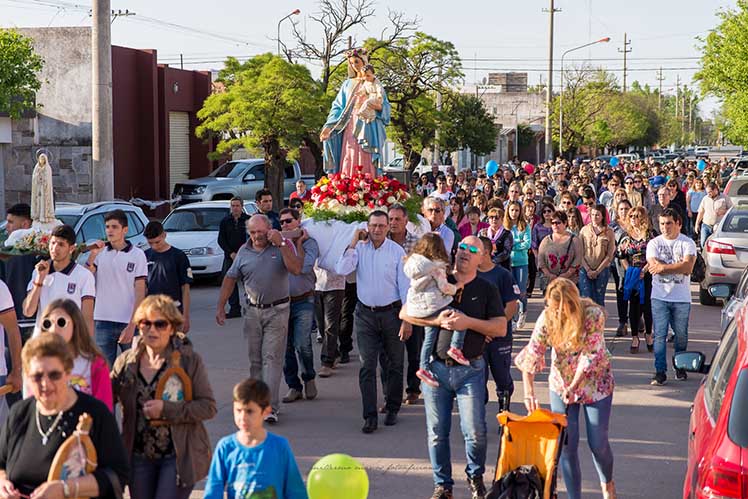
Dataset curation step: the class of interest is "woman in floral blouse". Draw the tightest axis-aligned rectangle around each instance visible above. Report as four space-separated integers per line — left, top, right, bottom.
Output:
516 278 616 499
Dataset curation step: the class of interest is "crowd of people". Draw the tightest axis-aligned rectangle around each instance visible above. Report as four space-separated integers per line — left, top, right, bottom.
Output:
0 153 732 499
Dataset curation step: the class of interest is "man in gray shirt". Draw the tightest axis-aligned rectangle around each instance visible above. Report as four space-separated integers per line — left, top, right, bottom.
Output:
278 208 320 404
216 214 302 424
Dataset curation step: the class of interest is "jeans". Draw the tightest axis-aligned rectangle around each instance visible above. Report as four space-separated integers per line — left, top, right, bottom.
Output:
95 320 131 367
628 273 652 336
652 299 691 374
483 340 513 404
511 265 529 314
610 264 628 326
222 257 241 313
527 251 537 296
423 357 487 488
550 392 614 499
130 454 193 499
700 223 713 249
243 302 290 412
355 304 404 418
283 297 316 391
578 267 610 307
315 290 345 367
420 310 465 370
4 327 31 408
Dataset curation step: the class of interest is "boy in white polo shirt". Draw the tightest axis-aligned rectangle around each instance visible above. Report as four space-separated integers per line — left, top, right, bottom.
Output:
86 209 147 366
23 225 96 336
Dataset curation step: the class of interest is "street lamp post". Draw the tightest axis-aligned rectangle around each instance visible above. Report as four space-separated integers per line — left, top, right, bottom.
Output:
559 37 610 158
277 9 301 56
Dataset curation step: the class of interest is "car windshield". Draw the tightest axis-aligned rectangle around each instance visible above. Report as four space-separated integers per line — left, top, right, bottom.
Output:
56 215 81 227
163 208 228 232
722 212 748 233
209 161 248 178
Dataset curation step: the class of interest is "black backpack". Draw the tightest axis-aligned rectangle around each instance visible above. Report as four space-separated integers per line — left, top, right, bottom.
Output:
691 252 706 283
487 465 544 499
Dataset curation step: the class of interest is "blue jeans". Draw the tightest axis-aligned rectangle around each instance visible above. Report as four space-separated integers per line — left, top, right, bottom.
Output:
652 299 691 374
95 320 131 367
483 340 513 404
283 297 316 390
579 267 610 307
420 308 464 370
423 357 487 488
550 392 614 499
130 454 192 499
511 265 529 314
700 223 713 249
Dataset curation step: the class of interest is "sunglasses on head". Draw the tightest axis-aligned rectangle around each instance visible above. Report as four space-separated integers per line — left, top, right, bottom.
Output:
138 319 169 331
280 218 294 225
29 370 64 384
458 242 480 254
41 317 67 331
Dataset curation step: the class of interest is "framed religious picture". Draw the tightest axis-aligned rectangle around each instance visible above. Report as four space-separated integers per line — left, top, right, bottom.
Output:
0 384 13 397
48 413 97 497
150 350 192 427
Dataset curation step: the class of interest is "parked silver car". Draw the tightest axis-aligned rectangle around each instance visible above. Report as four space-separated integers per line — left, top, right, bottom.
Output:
55 201 150 252
700 207 748 305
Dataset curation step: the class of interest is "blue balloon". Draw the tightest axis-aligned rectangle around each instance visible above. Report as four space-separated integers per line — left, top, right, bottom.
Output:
485 160 499 177
697 159 707 171
609 156 620 167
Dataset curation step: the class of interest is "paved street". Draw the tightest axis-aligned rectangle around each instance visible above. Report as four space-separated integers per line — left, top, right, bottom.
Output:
184 280 720 499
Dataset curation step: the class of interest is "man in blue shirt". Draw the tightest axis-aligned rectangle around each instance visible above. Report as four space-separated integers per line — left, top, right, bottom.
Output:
477 236 519 413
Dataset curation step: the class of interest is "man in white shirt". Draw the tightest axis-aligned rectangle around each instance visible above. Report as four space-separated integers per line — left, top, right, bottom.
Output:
86 210 147 366
23 225 95 336
695 182 733 248
429 175 455 217
336 210 410 434
647 208 697 386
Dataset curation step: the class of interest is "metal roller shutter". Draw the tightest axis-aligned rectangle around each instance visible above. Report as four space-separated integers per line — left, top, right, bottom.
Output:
169 111 190 196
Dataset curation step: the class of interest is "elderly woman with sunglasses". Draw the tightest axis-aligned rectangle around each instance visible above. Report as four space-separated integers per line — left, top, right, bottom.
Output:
0 333 128 499
111 295 216 499
479 207 513 271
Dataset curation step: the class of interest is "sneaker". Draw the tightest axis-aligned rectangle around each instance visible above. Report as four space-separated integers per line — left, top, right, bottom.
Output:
675 368 688 381
416 368 440 388
447 347 470 366
516 312 527 330
467 475 487 499
316 331 323 343
615 323 627 337
318 366 333 378
430 485 453 499
304 379 318 399
650 372 667 386
264 410 278 424
282 388 303 403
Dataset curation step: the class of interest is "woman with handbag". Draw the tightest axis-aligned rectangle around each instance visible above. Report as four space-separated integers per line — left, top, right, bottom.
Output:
516 278 616 499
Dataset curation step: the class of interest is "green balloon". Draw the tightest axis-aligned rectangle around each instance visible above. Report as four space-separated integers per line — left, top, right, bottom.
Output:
307 453 369 499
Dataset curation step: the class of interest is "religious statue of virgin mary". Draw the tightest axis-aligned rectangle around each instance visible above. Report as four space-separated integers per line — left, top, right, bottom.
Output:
320 48 391 177
30 152 61 232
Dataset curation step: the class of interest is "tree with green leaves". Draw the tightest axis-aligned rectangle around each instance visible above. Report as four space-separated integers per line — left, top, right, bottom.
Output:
0 29 43 118
365 32 463 169
196 54 327 209
439 93 499 159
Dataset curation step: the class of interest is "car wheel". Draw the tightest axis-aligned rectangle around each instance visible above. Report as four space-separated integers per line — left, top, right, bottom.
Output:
699 286 719 306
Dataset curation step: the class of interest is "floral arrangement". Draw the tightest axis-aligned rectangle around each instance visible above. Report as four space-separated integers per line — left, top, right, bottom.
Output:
0 229 88 257
307 166 419 223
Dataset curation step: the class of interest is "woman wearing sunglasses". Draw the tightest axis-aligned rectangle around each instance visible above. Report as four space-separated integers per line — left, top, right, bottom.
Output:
479 207 513 271
0 333 128 499
31 299 113 410
111 295 216 499
537 211 583 286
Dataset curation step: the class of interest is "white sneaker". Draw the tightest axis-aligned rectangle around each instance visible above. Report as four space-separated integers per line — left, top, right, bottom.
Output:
516 312 527 329
264 410 278 424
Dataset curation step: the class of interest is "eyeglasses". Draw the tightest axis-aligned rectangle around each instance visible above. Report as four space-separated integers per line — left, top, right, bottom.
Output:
629 215 640 219
138 319 169 331
551 220 564 226
458 242 480 254
584 201 595 207
561 200 572 205
609 183 620 188
280 218 295 225
634 179 643 183
29 370 64 384
625 181 633 185
41 317 67 331
488 215 500 220
543 209 554 214
425 208 443 213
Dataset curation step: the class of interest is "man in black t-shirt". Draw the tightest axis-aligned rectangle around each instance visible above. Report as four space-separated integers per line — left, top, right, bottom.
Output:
400 235 507 499
144 221 193 332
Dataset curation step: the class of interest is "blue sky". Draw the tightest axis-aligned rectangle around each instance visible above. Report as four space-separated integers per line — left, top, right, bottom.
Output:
1 0 736 116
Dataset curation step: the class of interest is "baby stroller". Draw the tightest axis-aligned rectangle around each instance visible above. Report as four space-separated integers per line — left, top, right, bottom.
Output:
489 408 568 499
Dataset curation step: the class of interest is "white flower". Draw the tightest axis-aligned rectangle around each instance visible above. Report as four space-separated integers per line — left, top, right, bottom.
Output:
387 196 396 204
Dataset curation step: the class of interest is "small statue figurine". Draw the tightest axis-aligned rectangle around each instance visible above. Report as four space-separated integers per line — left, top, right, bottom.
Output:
30 152 61 232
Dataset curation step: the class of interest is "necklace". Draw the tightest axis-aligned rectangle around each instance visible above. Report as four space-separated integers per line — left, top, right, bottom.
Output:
35 404 64 446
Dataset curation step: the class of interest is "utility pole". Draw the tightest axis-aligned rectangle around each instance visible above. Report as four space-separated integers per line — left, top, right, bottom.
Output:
675 75 680 119
92 0 114 201
618 32 632 93
656 67 665 111
543 0 560 162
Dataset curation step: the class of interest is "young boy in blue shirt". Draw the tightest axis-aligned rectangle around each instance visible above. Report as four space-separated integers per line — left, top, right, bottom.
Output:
204 379 308 499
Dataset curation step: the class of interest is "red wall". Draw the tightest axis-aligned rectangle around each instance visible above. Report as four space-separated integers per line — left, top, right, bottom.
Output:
112 46 213 206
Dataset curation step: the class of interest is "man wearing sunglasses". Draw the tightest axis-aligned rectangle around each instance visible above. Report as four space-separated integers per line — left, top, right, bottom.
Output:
335 211 410 434
423 198 456 259
400 235 507 499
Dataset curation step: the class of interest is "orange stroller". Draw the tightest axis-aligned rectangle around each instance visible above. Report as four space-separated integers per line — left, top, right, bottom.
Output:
491 408 568 499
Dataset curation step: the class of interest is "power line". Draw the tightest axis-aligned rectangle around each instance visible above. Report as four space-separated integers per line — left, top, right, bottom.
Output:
460 56 700 62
